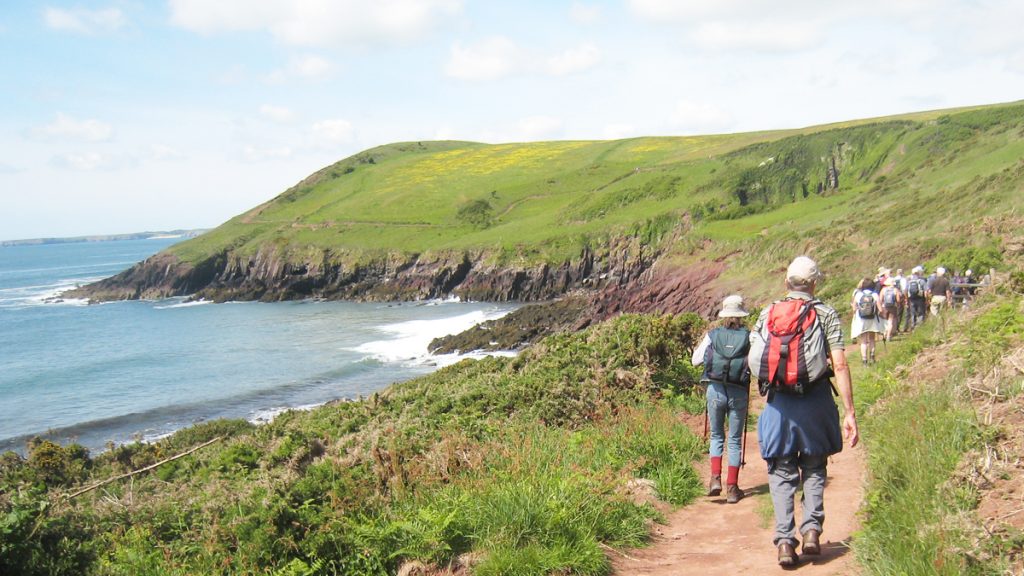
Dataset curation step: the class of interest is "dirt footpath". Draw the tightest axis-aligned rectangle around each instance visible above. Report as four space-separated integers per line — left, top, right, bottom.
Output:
611 395 865 575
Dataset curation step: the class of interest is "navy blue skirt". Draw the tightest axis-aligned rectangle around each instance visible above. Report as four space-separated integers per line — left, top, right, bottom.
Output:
757 380 843 459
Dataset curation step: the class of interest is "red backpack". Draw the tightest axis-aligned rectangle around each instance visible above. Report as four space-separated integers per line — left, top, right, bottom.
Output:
749 298 832 395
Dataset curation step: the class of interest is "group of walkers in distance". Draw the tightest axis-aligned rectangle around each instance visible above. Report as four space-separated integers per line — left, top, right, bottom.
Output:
692 256 857 567
690 256 992 566
850 265 984 366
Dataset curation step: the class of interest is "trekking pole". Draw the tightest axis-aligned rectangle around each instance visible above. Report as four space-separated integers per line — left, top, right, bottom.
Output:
740 387 749 467
703 403 709 442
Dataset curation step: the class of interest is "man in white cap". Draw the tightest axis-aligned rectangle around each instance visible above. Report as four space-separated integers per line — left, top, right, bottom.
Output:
904 266 927 330
928 267 952 316
748 256 859 566
692 295 752 504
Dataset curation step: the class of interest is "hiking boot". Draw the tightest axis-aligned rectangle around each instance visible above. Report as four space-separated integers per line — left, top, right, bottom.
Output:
707 475 722 496
802 529 821 555
726 484 744 503
778 542 798 566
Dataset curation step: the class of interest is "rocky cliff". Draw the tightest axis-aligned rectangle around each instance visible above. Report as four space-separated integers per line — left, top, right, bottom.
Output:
68 234 659 304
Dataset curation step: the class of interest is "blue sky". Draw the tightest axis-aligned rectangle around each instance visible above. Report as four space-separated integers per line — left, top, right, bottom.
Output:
2 0 1023 240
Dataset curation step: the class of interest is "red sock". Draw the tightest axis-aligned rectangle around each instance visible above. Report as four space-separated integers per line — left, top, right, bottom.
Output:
710 456 722 476
727 465 740 485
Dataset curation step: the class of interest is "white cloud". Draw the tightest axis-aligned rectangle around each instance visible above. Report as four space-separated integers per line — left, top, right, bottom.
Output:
311 119 355 144
445 36 522 80
692 21 823 52
569 2 601 24
37 113 113 142
169 0 463 47
602 123 636 140
242 145 293 162
149 144 185 161
516 116 563 142
260 104 295 122
545 43 601 76
0 161 21 174
52 151 133 171
291 54 332 78
446 38 602 80
670 100 734 134
267 54 333 83
44 7 126 34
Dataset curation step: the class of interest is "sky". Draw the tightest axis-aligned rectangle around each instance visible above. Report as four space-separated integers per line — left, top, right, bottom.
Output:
2 1 1023 241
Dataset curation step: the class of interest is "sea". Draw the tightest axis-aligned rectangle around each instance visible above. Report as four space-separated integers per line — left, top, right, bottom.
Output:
0 238 516 455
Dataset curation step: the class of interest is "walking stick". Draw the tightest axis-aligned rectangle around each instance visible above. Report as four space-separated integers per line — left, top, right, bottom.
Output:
703 402 709 442
741 387 749 467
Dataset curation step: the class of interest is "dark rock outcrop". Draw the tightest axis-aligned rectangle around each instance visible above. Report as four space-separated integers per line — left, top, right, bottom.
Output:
429 262 729 353
68 235 657 304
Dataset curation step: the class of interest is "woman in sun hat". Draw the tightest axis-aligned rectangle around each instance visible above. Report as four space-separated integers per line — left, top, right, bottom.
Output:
692 294 752 503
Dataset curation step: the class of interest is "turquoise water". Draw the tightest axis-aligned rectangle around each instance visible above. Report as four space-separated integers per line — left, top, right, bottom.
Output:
0 239 515 453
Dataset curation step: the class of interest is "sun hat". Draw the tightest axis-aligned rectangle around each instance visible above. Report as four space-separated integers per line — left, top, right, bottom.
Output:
965 269 973 276
884 277 895 286
937 267 946 275
912 265 924 274
787 256 823 285
718 294 749 318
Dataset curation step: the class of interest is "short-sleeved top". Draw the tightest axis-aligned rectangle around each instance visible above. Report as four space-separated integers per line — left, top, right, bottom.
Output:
753 291 844 459
751 291 845 352
930 276 951 296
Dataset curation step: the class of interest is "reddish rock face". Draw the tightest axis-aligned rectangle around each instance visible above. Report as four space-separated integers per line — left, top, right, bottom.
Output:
588 262 727 321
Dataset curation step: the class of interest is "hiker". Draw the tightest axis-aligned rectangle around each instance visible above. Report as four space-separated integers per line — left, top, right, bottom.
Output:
892 268 907 333
928 267 953 316
964 269 977 307
748 256 859 567
903 266 927 331
873 267 889 293
691 295 751 504
879 277 902 341
851 278 884 366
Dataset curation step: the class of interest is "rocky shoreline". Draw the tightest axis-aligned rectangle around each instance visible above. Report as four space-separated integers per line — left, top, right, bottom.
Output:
67 233 729 351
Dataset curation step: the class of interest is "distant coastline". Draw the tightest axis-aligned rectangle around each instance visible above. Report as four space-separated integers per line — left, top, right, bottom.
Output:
0 229 208 247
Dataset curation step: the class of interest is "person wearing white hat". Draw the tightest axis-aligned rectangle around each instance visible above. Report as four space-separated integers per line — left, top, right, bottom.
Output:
904 266 928 330
692 294 751 504
928 267 952 316
747 256 858 566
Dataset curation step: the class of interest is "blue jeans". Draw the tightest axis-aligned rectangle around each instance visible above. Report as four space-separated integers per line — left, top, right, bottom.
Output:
707 382 749 467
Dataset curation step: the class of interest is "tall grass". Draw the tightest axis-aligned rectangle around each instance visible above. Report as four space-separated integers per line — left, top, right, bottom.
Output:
855 298 1023 574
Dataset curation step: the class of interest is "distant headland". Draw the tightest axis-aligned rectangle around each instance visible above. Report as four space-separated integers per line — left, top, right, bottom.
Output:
0 229 208 247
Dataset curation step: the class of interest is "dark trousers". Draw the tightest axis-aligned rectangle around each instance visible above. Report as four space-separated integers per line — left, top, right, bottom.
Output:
906 297 926 330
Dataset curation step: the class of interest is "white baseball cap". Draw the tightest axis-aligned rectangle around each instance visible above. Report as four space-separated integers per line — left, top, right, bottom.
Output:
787 256 823 285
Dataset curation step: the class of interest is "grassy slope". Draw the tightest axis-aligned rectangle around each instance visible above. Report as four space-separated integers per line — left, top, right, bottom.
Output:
169 101 1024 278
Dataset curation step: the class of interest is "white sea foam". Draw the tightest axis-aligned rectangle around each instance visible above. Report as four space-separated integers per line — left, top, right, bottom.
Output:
431 349 519 368
353 307 512 365
0 277 101 308
155 299 211 310
249 403 324 425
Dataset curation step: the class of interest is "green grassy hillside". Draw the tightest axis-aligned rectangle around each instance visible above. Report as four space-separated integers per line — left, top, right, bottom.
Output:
74 100 1024 306
171 100 1022 289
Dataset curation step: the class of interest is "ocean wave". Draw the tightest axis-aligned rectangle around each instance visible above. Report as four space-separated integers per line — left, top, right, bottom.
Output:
154 299 212 310
351 307 512 365
0 278 99 308
0 364 378 454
